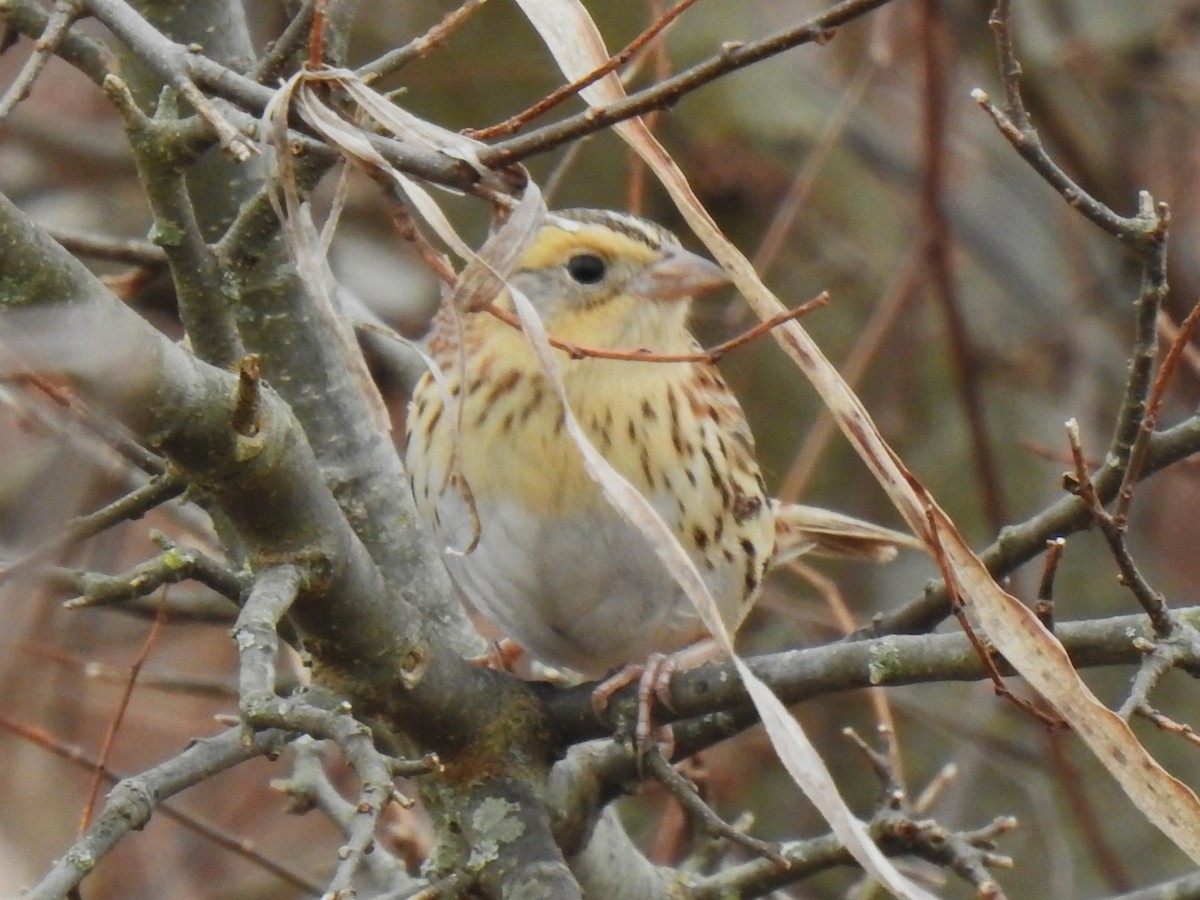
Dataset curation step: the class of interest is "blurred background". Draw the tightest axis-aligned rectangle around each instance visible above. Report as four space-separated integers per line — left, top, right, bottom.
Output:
3 0 1200 896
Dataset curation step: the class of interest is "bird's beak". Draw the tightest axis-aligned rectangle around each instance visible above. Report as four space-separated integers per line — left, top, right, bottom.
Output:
627 245 731 301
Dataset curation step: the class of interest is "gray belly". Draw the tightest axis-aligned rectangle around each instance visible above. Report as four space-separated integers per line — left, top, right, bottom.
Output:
441 498 734 678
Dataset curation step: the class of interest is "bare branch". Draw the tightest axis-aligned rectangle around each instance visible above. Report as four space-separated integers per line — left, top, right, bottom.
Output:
0 472 185 583
483 0 904 167
868 414 1200 635
80 0 255 159
467 0 704 141
59 535 242 608
0 0 82 119
547 605 1200 751
25 726 304 899
357 0 489 84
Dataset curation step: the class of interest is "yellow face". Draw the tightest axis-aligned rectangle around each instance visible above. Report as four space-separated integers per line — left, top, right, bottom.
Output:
497 210 726 353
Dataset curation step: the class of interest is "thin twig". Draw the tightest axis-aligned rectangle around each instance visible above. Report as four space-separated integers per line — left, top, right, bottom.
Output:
18 372 165 474
12 721 318 897
357 0 489 84
642 749 789 866
1117 296 1200 520
480 293 827 364
79 590 168 831
972 17 1164 246
0 473 186 584
921 0 1006 533
47 227 168 266
103 72 246 368
61 536 244 609
276 738 414 894
484 0 904 167
389 200 458 285
787 560 904 785
987 0 1029 129
235 566 403 897
1136 705 1200 749
626 0 674 215
80 0 255 160
0 0 82 119
1034 537 1065 630
924 508 1064 729
778 246 924 501
1066 419 1174 637
467 0 705 140
306 0 327 69
751 58 877 276
252 0 318 83
1157 307 1200 379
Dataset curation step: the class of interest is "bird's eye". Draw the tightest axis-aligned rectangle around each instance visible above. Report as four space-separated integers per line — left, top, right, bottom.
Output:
566 253 607 285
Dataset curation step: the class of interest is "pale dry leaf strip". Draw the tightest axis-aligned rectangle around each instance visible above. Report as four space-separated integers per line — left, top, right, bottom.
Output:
259 71 391 432
265 67 500 553
513 3 938 897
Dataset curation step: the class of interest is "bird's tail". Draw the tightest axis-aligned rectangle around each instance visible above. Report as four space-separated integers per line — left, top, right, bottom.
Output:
770 500 921 567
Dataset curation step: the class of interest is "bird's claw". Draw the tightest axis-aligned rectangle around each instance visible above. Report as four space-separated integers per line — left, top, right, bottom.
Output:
593 653 679 770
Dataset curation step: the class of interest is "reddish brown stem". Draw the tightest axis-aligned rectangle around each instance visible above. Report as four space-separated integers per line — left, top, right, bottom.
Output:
481 293 828 364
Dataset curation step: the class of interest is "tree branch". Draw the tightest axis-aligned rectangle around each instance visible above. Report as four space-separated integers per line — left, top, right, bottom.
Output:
26 726 299 899
545 606 1200 750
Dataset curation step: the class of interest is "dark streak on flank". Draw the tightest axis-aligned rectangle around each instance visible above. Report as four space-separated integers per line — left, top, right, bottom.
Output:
424 402 444 436
702 446 731 509
484 369 522 406
517 385 545 424
667 388 683 454
741 538 759 593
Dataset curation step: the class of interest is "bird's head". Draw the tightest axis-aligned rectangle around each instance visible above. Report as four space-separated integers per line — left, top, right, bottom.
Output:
504 209 729 350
